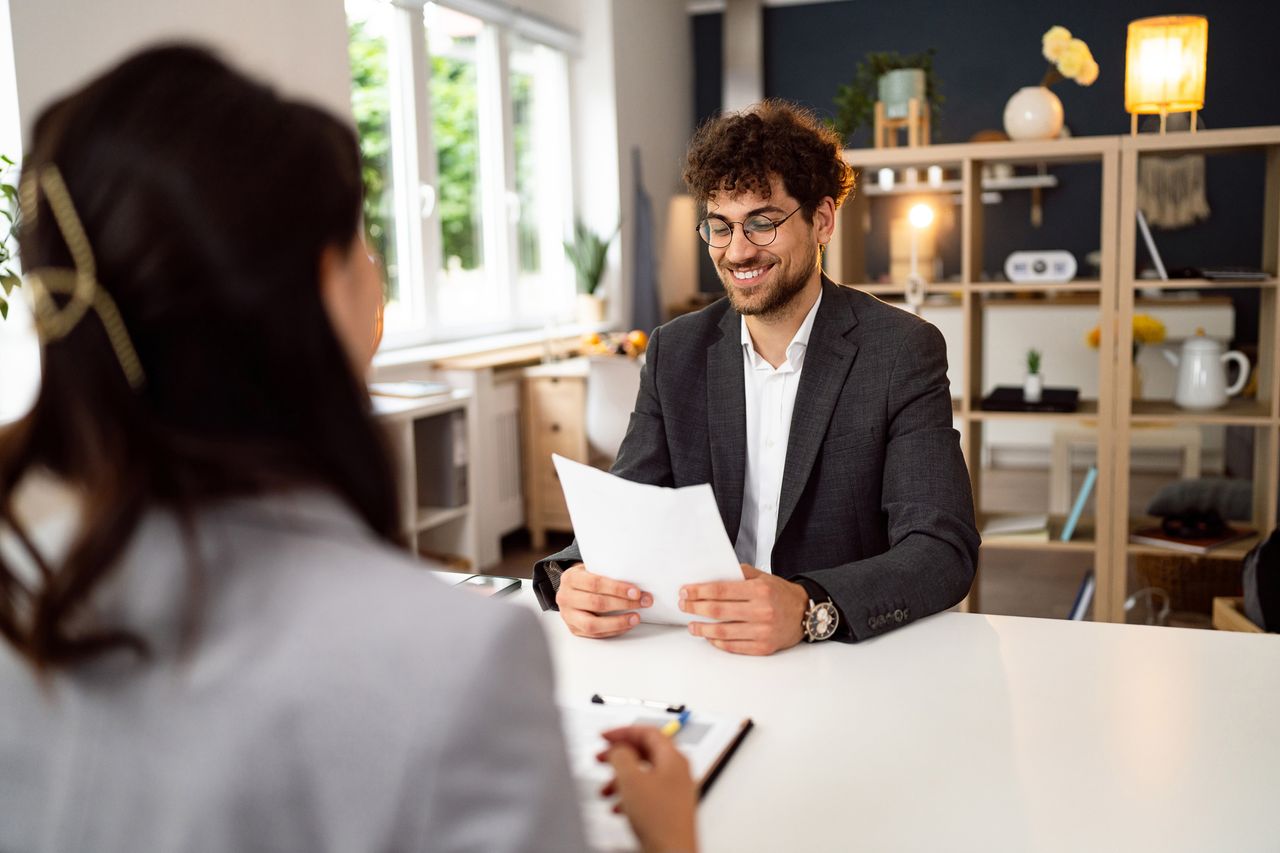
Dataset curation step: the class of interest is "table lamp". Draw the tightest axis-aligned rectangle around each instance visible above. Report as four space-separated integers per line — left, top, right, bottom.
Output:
905 202 934 314
1124 15 1208 135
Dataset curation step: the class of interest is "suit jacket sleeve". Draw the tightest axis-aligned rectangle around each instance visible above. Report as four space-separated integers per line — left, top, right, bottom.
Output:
796 320 980 641
531 325 675 609
410 606 589 852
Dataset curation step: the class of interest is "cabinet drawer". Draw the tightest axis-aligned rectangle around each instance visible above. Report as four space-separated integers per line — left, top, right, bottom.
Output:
527 376 585 433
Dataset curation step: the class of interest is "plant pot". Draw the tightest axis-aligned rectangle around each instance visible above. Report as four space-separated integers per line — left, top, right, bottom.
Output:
1023 372 1043 403
577 293 605 326
878 69 926 119
1003 86 1063 141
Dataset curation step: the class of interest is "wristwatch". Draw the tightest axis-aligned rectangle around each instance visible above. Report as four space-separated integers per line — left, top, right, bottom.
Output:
802 596 840 642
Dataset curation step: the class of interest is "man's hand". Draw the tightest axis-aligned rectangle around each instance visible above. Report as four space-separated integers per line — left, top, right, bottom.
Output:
597 725 698 853
555 563 653 639
679 564 808 655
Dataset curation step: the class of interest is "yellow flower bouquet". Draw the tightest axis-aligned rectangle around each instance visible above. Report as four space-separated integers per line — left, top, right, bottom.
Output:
1041 26 1099 88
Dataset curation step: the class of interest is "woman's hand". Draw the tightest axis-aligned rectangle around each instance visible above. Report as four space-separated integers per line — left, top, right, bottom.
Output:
598 725 698 853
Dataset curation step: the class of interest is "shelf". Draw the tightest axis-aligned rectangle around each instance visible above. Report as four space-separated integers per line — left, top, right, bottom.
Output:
979 513 1097 552
1126 277 1279 291
416 505 469 532
862 174 1058 197
971 281 1102 294
1126 397 1275 425
1123 125 1280 155
843 135 1118 170
968 399 1099 422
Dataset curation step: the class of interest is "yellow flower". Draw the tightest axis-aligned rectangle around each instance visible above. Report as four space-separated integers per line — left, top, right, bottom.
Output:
1076 58 1099 86
1133 313 1166 345
1057 38 1091 79
1042 26 1072 62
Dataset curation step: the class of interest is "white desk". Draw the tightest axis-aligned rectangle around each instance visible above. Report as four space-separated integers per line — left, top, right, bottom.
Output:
525 594 1280 852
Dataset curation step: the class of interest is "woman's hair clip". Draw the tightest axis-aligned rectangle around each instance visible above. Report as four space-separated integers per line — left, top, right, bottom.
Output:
19 165 146 391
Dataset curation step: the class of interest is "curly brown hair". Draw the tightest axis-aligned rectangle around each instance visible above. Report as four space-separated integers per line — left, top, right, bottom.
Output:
682 99 855 219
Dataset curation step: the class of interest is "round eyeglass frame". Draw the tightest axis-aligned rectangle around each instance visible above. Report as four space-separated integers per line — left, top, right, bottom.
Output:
696 205 803 248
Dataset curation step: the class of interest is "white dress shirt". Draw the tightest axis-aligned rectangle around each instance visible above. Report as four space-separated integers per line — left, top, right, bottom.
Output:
734 290 822 571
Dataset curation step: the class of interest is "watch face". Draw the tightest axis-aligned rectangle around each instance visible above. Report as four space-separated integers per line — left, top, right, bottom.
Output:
806 602 838 641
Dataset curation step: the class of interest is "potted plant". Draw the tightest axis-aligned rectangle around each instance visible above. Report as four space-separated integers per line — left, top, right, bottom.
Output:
832 50 943 145
1024 349 1043 403
0 155 21 320
564 220 617 326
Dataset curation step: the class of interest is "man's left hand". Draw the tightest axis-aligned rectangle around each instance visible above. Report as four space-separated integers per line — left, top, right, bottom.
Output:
679 564 809 655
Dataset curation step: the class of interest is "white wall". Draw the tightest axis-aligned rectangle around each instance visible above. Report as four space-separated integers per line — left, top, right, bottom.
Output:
8 0 353 138
609 0 692 329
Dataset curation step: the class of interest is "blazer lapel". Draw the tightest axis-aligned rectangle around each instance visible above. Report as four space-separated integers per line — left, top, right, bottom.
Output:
707 306 747 540
775 278 859 539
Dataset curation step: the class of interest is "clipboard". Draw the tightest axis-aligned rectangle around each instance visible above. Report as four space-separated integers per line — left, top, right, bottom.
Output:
560 698 753 851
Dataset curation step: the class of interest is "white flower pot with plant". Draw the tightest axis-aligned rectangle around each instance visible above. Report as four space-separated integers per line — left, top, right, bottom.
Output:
564 220 617 327
1024 349 1043 403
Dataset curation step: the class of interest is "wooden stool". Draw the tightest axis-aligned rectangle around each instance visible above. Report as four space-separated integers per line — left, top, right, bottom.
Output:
874 97 929 148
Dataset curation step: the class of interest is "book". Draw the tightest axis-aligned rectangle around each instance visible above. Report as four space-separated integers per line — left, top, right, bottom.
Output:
981 514 1050 542
560 699 752 851
1060 465 1098 542
1129 524 1256 555
1068 570 1095 620
980 386 1080 413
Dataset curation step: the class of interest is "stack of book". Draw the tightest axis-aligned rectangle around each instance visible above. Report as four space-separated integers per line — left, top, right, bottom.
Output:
1129 524 1256 555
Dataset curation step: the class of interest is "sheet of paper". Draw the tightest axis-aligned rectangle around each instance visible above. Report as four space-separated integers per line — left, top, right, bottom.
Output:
552 454 742 625
559 701 748 853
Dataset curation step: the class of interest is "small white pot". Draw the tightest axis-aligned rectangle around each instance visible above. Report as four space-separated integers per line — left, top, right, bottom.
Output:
577 293 605 325
1003 86 1064 141
1023 372 1043 403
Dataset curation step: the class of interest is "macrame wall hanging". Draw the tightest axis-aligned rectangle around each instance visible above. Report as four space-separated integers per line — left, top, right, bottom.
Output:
1136 114 1210 229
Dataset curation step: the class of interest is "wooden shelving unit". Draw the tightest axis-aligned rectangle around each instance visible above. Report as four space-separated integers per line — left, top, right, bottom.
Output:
834 126 1280 622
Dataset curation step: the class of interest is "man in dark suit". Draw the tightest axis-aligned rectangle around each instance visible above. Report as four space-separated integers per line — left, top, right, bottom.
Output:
532 100 979 654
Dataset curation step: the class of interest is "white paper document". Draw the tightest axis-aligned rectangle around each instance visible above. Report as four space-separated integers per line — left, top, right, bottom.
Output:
551 454 742 624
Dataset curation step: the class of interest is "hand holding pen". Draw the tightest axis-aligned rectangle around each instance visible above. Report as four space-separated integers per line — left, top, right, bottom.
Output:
597 723 699 853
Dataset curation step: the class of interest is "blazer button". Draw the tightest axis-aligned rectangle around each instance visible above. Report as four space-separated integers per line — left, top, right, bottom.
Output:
867 617 876 629
894 609 904 622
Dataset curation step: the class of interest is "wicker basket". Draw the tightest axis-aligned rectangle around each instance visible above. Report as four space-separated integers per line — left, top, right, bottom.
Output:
1135 553 1244 615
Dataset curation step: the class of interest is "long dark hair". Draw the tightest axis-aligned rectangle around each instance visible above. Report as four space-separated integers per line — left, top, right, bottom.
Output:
0 45 401 671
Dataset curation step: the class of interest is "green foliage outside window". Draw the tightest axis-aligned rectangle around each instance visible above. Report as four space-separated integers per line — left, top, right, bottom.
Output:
347 19 394 296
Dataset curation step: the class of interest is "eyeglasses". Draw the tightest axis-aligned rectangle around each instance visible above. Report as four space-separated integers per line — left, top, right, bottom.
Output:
696 206 802 248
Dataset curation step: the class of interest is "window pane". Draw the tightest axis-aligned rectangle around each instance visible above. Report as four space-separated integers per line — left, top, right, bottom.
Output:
345 0 400 312
425 5 490 330
510 36 573 323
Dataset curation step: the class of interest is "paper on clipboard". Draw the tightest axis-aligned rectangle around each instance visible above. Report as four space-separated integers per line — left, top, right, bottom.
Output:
551 454 742 625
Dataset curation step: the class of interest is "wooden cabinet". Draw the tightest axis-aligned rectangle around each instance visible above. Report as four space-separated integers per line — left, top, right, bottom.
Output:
833 126 1280 622
521 359 589 549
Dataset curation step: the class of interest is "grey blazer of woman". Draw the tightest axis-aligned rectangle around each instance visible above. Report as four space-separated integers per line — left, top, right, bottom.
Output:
0 491 587 853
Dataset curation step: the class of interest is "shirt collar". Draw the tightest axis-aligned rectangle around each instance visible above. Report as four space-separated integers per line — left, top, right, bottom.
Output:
740 288 823 371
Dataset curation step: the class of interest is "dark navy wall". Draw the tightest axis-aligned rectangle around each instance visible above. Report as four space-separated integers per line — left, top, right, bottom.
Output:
691 1 1280 343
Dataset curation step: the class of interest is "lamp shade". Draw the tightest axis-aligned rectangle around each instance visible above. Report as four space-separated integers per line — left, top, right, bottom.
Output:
1125 15 1208 115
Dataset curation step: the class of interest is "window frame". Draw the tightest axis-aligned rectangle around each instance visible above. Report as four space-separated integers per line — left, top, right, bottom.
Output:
356 0 578 351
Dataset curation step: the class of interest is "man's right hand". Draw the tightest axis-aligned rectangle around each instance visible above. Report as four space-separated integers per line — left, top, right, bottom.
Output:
555 563 652 638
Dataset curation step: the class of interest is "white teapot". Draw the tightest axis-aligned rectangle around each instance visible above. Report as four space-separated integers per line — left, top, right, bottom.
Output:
1161 329 1250 410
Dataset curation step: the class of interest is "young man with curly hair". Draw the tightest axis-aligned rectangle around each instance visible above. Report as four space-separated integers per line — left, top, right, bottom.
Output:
533 100 979 655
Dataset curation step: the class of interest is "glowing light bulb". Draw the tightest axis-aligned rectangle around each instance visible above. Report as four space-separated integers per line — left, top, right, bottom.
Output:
908 203 934 229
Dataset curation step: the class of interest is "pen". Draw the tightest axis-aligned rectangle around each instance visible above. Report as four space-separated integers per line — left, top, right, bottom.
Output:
591 693 686 714
660 709 691 738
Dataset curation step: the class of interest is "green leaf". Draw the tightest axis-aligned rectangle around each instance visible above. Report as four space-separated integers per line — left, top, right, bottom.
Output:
0 271 20 295
0 296 8 319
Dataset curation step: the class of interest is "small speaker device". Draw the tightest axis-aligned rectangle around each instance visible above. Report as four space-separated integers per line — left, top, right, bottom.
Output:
1004 251 1077 284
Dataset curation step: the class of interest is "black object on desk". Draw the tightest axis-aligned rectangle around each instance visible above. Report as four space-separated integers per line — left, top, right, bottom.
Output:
980 386 1080 413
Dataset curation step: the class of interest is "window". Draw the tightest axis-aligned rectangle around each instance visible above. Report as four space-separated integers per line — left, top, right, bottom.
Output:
345 0 575 348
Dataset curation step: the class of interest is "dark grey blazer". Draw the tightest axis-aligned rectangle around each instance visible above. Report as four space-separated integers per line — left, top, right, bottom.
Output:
533 278 980 642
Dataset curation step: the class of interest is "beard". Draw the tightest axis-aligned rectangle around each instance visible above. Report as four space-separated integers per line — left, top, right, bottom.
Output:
720 241 818 319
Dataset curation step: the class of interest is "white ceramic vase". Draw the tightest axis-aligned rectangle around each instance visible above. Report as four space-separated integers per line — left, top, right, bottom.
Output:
1023 372 1043 403
1003 86 1064 141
